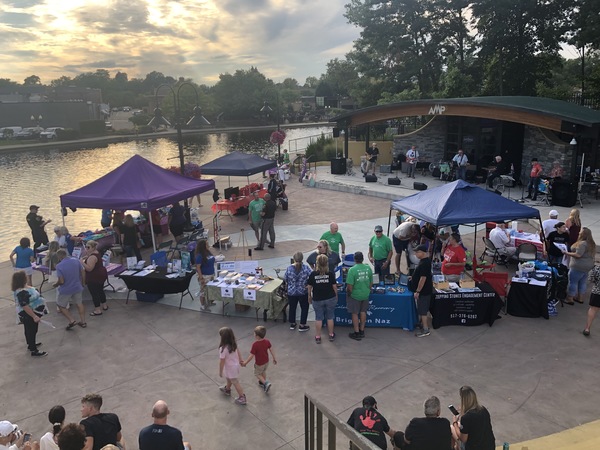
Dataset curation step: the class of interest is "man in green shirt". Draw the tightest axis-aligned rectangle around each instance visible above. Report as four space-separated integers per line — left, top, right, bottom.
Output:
320 222 346 256
346 251 373 341
368 225 393 280
248 191 266 246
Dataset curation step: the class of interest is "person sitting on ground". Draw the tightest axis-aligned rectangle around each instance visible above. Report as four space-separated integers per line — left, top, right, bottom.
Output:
306 240 341 275
79 394 124 450
40 405 66 450
320 222 345 256
403 396 454 450
57 423 86 450
441 233 466 282
451 386 496 450
347 396 395 449
546 221 570 265
488 222 516 260
138 400 191 450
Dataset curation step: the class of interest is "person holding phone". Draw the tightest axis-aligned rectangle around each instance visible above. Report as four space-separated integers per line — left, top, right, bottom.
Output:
451 386 496 450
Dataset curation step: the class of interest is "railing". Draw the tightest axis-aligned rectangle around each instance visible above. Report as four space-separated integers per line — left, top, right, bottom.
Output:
287 131 334 155
304 393 382 450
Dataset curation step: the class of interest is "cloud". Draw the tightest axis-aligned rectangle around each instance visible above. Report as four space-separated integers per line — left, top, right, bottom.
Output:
0 12 37 27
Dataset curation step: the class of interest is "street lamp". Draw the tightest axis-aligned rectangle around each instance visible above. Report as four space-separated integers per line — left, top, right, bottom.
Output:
148 82 210 227
260 91 281 159
31 114 42 129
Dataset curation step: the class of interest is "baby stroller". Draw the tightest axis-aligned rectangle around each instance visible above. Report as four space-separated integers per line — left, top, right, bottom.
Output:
549 263 568 307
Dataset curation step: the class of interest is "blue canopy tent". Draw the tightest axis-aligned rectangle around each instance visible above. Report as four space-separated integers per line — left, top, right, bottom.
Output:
200 151 277 185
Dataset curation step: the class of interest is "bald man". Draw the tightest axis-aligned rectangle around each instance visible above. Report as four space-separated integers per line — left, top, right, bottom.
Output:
138 400 191 450
320 222 346 256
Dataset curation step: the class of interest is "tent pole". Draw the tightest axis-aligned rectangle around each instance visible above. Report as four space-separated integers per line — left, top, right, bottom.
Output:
149 213 157 253
474 223 478 267
387 208 393 235
62 212 66 228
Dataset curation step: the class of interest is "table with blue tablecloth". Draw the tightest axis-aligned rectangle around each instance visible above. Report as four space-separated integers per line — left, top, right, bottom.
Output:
336 285 418 330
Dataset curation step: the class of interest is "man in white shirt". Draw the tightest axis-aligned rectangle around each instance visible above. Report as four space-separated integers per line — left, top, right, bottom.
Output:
452 149 469 180
406 146 419 178
542 210 560 239
489 222 516 258
0 421 25 450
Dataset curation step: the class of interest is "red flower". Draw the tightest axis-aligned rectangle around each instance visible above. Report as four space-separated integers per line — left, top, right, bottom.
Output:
165 162 202 179
270 130 286 145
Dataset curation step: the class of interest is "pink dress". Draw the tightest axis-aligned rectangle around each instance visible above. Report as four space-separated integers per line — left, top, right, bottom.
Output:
219 346 240 379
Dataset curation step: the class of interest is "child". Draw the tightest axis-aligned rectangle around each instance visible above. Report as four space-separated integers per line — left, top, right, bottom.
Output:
242 326 277 393
218 327 246 405
10 237 35 286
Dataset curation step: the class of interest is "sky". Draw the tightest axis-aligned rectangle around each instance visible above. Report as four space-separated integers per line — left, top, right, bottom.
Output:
0 0 361 86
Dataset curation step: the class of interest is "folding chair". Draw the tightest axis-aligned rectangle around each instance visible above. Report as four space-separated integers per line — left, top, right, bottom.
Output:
517 243 537 263
481 237 507 266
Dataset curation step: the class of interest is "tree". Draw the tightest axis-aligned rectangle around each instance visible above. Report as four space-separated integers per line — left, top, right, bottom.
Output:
304 76 319 88
212 67 271 120
0 78 18 88
50 76 73 87
114 72 128 84
23 75 41 85
321 58 359 98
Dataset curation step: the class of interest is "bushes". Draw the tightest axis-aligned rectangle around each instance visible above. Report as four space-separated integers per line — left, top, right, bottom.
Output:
305 133 337 161
56 128 80 140
79 120 107 136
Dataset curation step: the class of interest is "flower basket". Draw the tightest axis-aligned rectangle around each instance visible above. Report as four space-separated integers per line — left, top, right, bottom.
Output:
270 130 286 146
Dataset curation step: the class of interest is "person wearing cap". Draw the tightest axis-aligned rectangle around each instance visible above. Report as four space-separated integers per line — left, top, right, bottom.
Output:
408 245 433 337
452 149 469 181
546 221 570 265
26 205 51 252
346 252 373 341
0 420 28 450
406 145 419 179
347 396 395 449
365 142 379 176
542 210 560 239
320 222 345 256
402 396 454 450
369 226 393 280
526 158 543 201
489 222 516 260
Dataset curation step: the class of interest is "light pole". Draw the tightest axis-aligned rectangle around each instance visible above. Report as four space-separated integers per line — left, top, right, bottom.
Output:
31 114 42 129
148 82 210 228
260 90 281 159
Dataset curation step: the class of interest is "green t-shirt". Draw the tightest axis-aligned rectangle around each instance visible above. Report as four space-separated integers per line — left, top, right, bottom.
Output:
249 198 266 223
369 235 392 260
346 263 373 301
320 231 345 254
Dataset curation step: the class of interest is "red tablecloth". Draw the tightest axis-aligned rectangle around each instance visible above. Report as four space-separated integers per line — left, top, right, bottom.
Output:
211 189 267 215
512 234 544 253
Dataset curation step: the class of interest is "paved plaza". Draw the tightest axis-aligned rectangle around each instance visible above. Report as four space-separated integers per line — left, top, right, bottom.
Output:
2 166 600 449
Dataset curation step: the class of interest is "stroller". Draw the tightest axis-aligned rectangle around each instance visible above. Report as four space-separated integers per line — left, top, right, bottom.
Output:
549 263 568 307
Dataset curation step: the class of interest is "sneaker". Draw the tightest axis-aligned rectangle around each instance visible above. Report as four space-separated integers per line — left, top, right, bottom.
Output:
329 332 336 342
31 350 48 357
219 386 231 396
349 332 362 341
235 395 247 405
416 329 431 338
315 336 321 344
263 381 272 393
289 323 297 330
298 325 310 332
199 304 210 312
258 380 264 386
359 330 365 338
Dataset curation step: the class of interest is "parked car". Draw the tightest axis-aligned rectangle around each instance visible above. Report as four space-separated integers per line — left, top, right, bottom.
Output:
39 127 64 140
15 127 39 140
0 126 22 139
123 106 131 112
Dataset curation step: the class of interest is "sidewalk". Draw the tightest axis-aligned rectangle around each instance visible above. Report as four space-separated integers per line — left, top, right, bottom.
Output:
2 164 600 450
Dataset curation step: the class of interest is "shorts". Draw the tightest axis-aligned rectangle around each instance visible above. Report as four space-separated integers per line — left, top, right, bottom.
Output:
393 236 409 253
250 221 262 233
197 274 214 297
366 161 376 172
312 297 337 321
416 294 431 316
590 292 600 308
254 362 269 377
14 266 33 276
346 297 370 314
57 291 83 308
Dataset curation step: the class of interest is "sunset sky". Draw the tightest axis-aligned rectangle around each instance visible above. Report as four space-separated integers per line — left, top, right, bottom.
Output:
0 0 360 85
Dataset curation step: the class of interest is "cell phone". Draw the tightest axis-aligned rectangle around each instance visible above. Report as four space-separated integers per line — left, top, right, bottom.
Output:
290 258 294 264
23 433 31 443
448 405 459 416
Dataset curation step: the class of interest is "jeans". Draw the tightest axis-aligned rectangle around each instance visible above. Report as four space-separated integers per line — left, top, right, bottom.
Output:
568 268 588 297
259 218 275 249
407 163 416 178
548 254 563 265
288 293 309 325
88 282 107 308
19 312 39 351
528 177 540 199
124 244 142 261
457 166 467 181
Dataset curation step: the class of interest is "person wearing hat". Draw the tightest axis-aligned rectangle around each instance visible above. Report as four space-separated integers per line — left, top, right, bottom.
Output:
408 245 433 337
0 420 27 449
369 226 393 280
526 158 543 201
365 142 379 176
26 205 51 253
402 396 454 450
489 222 516 260
346 252 373 341
347 396 395 449
542 210 560 239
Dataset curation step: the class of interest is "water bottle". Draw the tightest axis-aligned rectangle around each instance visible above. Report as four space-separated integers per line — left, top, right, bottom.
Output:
503 442 509 450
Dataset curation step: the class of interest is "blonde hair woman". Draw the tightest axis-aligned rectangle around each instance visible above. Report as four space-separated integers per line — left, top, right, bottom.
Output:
451 386 495 450
563 227 596 304
306 254 338 344
566 208 582 244
307 239 341 274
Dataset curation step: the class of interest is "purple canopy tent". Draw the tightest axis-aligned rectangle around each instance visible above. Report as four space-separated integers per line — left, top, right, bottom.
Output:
60 154 215 250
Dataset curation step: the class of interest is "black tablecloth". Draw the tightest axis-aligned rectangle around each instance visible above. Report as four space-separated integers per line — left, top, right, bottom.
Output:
430 282 504 329
118 268 195 294
507 281 549 319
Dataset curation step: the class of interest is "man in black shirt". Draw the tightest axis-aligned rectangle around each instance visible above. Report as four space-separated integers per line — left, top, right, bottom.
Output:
255 193 277 251
486 155 508 189
26 204 51 251
408 245 433 338
139 400 190 450
403 396 454 450
347 396 395 449
79 393 123 450
365 142 379 176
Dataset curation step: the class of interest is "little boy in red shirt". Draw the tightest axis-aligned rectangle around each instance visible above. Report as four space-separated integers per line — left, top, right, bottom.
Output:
242 325 277 392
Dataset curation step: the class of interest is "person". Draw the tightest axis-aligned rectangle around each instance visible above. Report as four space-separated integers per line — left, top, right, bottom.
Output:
241 326 277 393
168 202 186 241
307 254 338 344
284 252 312 332
40 405 65 450
546 222 570 265
26 204 51 252
150 209 163 247
347 396 395 449
452 149 469 181
121 214 142 261
12 270 48 357
486 155 508 189
406 145 419 178
549 160 564 178
0 420 29 450
53 227 67 249
542 210 560 239
566 208 582 244
54 249 87 330
100 210 113 229
79 394 123 450
306 240 341 275
368 225 393 280
488 222 516 260
282 148 290 165
392 221 419 273
451 386 496 450
403 396 453 450
267 173 278 200
248 191 266 246
320 222 345 256
255 193 276 251
366 142 379 176
346 251 373 341
57 423 86 450
562 227 596 305
218 327 246 405
81 241 108 317
408 245 433 338
10 237 35 286
526 158 543 201
441 233 466 282
195 239 215 312
583 256 600 336
60 227 80 256
420 222 436 249
138 400 191 450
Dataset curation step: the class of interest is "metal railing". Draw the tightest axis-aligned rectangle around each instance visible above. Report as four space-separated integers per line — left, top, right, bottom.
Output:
304 393 382 450
287 131 334 155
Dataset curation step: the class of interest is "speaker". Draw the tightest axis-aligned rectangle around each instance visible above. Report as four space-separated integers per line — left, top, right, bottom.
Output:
330 158 346 175
552 180 577 207
332 127 340 138
380 164 392 173
432 168 441 178
388 177 401 185
365 174 378 183
413 182 427 191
